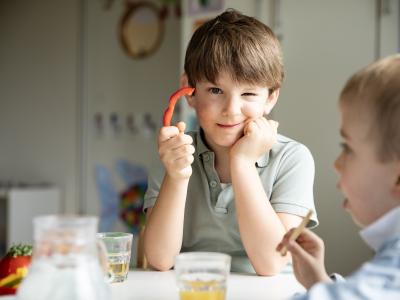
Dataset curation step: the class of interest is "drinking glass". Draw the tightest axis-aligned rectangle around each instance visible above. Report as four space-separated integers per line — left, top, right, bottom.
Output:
97 232 133 283
174 252 231 300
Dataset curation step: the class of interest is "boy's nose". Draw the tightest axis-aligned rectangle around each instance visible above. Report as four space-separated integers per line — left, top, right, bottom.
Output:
333 154 343 173
222 96 241 116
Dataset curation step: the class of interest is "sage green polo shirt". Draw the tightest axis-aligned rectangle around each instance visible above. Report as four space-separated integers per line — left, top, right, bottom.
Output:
144 130 318 273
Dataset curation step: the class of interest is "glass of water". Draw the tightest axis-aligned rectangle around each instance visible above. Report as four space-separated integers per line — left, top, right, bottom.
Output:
174 252 231 300
97 232 133 283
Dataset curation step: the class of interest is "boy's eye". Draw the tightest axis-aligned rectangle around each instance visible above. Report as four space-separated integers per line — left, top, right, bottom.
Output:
242 93 256 96
208 87 222 94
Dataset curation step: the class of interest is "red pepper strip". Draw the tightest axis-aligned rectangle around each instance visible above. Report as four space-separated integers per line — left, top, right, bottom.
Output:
163 87 195 127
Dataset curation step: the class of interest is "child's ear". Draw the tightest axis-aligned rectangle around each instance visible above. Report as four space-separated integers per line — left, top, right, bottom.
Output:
264 88 280 115
180 73 195 108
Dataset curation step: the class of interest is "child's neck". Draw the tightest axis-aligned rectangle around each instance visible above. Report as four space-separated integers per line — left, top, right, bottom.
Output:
213 147 231 183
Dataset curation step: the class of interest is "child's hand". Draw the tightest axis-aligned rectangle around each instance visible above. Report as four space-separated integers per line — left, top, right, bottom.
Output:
276 228 331 289
158 122 195 180
230 117 278 163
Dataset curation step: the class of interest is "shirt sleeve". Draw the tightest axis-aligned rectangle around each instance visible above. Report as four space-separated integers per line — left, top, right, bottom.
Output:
143 160 165 212
292 246 400 300
270 143 318 227
292 277 399 300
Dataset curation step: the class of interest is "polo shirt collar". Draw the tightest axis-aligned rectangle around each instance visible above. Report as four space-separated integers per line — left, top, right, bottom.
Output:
256 153 269 168
195 129 211 156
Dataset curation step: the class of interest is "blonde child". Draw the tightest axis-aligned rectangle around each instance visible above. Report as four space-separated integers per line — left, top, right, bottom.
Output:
278 54 400 298
144 9 318 275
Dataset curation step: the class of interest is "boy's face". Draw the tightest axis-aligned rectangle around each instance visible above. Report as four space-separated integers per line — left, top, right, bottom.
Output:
334 102 400 227
186 72 278 150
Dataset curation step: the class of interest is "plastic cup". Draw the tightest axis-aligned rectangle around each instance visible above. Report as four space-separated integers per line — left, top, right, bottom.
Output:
97 232 133 283
174 252 231 300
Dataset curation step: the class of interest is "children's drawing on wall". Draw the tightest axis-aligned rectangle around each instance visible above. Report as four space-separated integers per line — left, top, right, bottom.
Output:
95 159 147 235
95 165 119 232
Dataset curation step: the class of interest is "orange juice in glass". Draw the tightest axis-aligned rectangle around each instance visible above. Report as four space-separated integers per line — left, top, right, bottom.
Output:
175 252 231 300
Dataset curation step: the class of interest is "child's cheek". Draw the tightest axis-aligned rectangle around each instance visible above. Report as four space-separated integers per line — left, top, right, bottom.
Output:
241 103 264 118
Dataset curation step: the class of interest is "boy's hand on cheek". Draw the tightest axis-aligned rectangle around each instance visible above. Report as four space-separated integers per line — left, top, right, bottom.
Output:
230 117 278 164
158 122 195 180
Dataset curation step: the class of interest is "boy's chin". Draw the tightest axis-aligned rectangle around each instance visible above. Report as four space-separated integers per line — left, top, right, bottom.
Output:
344 202 366 228
351 216 365 228
212 135 242 148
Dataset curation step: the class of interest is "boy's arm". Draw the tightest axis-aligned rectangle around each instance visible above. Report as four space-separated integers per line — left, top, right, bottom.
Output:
230 117 312 275
144 175 189 271
231 157 302 275
143 122 194 271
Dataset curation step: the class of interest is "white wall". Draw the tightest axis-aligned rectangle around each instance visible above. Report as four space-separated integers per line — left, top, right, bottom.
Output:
0 0 80 213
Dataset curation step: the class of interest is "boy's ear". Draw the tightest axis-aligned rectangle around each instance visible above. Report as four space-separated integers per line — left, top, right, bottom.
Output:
180 73 195 108
264 88 280 115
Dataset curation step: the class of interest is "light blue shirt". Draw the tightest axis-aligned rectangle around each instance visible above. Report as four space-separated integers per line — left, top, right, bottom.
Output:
293 206 400 300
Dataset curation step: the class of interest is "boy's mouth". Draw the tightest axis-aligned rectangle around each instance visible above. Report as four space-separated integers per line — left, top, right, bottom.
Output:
342 198 349 210
217 123 241 128
337 183 350 210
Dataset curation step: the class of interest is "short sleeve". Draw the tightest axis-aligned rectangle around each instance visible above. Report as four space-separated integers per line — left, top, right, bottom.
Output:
270 143 318 227
143 160 165 212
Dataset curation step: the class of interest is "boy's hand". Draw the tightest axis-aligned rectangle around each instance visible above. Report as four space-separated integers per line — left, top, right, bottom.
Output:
276 228 331 289
230 117 278 164
158 122 195 180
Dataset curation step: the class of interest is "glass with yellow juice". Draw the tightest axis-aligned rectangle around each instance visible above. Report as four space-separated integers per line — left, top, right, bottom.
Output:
175 252 231 300
97 232 133 283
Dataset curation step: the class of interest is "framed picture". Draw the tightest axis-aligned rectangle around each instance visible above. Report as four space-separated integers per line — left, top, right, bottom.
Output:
119 1 165 59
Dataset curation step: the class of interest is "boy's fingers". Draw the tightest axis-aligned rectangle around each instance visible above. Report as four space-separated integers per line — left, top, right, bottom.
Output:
287 239 311 260
278 228 295 247
296 228 321 244
269 120 279 131
276 228 295 253
247 122 257 136
176 121 186 133
159 126 180 142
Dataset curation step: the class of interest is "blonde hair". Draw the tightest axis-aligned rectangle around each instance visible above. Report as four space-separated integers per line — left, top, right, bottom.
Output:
184 9 284 91
340 54 400 162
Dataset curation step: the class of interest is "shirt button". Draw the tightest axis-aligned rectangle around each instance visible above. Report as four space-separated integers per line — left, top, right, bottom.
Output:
210 180 217 188
203 154 210 162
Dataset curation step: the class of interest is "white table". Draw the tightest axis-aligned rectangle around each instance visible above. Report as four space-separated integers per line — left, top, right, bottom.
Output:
1 270 305 300
111 270 305 300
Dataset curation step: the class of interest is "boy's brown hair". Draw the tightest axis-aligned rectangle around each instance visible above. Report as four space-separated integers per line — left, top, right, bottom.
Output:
184 9 284 92
340 54 400 162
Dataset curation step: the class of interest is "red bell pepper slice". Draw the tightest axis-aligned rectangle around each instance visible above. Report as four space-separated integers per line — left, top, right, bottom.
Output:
163 87 195 127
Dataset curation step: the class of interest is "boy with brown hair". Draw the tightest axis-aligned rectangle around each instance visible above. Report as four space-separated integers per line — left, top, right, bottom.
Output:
278 54 400 298
144 9 318 275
